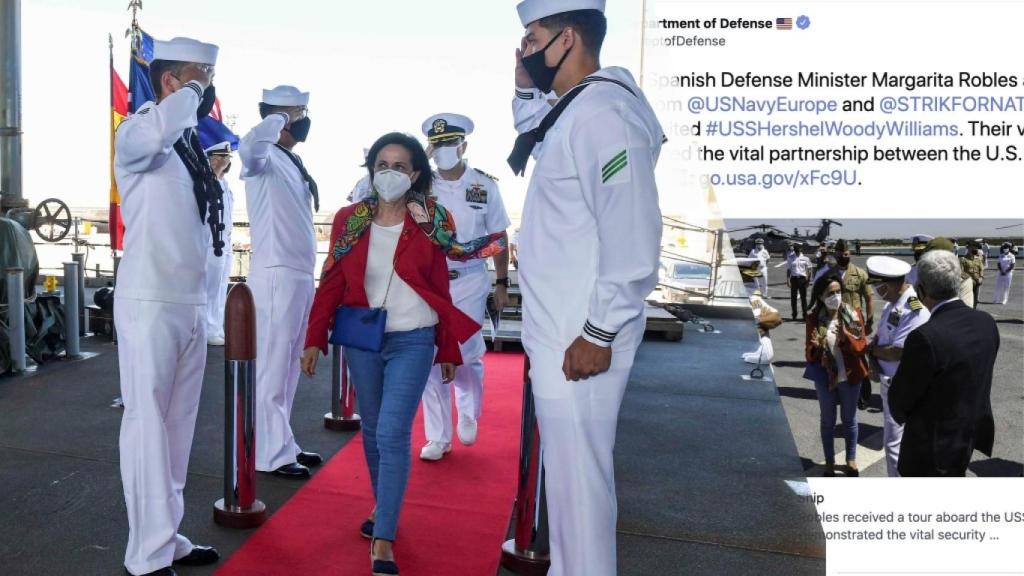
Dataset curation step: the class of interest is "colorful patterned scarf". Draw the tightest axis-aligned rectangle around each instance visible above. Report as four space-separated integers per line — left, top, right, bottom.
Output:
322 190 507 275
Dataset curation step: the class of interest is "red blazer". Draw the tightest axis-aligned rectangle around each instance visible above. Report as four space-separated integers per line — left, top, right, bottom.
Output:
305 206 480 365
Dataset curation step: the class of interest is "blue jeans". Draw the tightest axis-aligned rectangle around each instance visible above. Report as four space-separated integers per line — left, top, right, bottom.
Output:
345 327 436 541
807 365 861 464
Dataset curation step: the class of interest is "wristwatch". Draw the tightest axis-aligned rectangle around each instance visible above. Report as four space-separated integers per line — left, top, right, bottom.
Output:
494 277 510 288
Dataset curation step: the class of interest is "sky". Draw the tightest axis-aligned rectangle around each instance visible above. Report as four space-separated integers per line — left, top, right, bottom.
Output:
18 0 646 216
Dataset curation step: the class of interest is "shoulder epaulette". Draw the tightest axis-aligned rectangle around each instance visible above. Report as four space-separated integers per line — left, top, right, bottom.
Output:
473 167 499 182
908 296 924 311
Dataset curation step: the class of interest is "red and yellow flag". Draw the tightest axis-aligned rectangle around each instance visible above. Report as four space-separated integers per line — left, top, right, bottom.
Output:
109 62 128 250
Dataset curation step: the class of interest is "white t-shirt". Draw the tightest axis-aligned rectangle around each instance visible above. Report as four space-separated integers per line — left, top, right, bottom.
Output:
365 223 438 333
826 318 848 382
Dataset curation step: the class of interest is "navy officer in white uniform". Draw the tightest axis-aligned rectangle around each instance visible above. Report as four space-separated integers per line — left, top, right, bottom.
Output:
204 141 235 346
240 85 323 478
511 1 664 574
114 36 224 575
418 113 511 461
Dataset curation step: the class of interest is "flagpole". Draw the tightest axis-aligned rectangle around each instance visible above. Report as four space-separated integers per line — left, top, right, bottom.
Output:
108 32 117 257
639 0 648 89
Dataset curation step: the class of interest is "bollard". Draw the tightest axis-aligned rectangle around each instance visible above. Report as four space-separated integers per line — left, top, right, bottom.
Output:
214 283 267 528
62 262 81 359
5 267 27 372
324 344 361 431
71 252 86 336
501 355 551 574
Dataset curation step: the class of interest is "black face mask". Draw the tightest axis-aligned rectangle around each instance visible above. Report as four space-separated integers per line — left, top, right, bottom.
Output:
287 117 312 142
521 30 572 93
197 85 217 120
836 255 850 267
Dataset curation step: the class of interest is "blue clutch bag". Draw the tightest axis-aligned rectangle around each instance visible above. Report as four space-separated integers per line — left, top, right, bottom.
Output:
329 306 387 352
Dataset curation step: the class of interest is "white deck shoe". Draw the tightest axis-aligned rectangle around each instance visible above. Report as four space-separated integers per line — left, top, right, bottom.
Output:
419 441 452 461
208 335 225 346
457 417 478 446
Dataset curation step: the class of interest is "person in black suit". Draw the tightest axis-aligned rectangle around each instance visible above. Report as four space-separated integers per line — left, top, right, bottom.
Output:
890 249 999 477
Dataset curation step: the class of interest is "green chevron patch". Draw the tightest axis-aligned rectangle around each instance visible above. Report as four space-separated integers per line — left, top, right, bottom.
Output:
602 149 628 183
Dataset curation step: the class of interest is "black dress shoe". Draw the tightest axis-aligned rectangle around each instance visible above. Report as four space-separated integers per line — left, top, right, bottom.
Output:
125 568 176 576
296 451 323 467
360 518 375 539
271 462 311 478
173 545 220 566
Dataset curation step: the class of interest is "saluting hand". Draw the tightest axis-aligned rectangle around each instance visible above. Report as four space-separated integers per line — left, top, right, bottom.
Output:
562 337 612 381
300 347 321 377
178 63 213 90
515 37 535 89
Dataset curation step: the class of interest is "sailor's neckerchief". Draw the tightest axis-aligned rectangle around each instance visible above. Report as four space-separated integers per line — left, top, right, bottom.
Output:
173 128 226 256
321 190 506 277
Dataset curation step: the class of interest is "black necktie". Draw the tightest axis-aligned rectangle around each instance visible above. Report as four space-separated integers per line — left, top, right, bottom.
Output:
507 76 640 176
275 144 320 212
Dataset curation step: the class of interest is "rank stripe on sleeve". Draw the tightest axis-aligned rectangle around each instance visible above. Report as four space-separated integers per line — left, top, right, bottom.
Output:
602 150 628 183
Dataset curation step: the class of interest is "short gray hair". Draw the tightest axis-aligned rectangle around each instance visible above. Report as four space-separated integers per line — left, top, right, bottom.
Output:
918 250 961 300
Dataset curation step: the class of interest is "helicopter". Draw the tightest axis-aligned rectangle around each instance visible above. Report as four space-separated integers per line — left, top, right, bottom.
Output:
733 219 842 255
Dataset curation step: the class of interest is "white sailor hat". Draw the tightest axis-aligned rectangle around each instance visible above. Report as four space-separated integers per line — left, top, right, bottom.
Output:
422 113 474 144
261 85 310 107
911 234 934 250
152 37 218 65
204 141 233 155
866 256 911 280
517 0 606 26
754 237 765 244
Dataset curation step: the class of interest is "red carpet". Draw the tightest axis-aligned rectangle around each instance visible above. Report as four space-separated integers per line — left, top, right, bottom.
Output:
216 352 524 576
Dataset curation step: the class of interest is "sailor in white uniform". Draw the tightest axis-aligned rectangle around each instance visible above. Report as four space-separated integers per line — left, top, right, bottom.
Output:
240 85 322 478
113 36 223 575
204 141 235 345
866 256 931 477
418 113 511 461
512 2 663 574
750 238 771 297
905 234 933 288
993 241 1016 305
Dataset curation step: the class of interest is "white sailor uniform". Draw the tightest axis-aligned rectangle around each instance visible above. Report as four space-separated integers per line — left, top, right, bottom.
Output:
514 65 663 576
993 250 1015 305
240 111 317 472
114 79 212 575
421 162 510 445
750 245 770 295
874 286 930 477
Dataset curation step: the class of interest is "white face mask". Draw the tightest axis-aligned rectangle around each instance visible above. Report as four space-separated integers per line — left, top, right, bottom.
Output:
372 169 412 202
432 146 462 171
825 294 842 310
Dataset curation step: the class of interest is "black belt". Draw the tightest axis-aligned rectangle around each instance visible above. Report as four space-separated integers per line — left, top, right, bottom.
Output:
449 270 461 280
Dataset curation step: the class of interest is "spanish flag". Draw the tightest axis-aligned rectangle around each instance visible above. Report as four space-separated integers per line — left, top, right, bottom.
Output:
109 41 128 251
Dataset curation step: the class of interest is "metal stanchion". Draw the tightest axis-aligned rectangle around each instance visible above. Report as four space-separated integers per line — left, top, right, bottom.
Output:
5 267 27 372
214 283 267 528
501 355 550 574
71 252 86 336
62 261 81 359
324 344 361 431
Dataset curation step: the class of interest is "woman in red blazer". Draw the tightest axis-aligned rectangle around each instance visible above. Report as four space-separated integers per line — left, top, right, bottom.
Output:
804 272 870 477
301 133 480 576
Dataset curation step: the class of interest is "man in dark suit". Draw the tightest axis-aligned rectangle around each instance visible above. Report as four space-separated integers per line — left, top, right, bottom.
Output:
890 249 999 477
